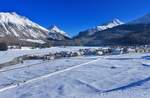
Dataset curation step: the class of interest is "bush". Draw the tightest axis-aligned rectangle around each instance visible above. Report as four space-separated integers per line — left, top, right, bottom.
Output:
0 43 8 51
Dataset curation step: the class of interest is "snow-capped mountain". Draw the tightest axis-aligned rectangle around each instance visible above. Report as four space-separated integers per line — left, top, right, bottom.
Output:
84 19 124 36
0 12 50 40
49 25 70 37
74 19 126 45
74 15 150 46
48 25 70 40
0 12 71 45
96 19 124 31
130 13 150 24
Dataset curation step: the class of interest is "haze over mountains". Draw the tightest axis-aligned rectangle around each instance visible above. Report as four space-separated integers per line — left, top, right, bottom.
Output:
0 12 149 46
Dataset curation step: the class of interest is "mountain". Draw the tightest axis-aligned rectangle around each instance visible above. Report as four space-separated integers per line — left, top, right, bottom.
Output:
84 24 150 46
75 19 124 38
0 12 50 44
74 15 150 46
48 25 70 40
49 25 70 38
1 12 150 46
131 13 150 24
96 19 124 32
0 12 70 46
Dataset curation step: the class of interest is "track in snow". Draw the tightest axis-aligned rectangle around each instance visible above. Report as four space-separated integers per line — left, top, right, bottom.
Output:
103 76 150 93
0 60 50 73
0 57 102 93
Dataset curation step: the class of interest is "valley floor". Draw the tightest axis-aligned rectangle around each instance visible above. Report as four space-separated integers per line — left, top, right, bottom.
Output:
0 47 150 98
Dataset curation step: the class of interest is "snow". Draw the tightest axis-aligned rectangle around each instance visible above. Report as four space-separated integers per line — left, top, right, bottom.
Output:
0 12 49 32
0 12 69 41
49 25 70 38
0 46 102 64
0 47 149 98
97 19 124 31
0 12 71 41
0 12 50 40
87 19 124 36
20 39 46 44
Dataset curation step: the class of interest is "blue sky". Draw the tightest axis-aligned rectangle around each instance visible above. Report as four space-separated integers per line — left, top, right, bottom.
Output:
0 0 150 36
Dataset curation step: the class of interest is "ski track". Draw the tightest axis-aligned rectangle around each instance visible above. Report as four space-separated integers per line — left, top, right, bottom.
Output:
0 60 49 73
103 76 150 93
0 57 102 93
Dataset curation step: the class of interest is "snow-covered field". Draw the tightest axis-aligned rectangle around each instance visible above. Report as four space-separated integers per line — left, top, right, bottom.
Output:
0 46 101 63
0 47 150 98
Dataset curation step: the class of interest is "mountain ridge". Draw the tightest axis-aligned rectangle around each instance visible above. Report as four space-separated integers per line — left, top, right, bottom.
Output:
74 13 150 46
0 12 70 45
75 19 124 38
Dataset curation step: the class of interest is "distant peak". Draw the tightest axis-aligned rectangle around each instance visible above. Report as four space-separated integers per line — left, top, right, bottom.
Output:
130 13 150 24
0 12 20 17
102 18 124 26
10 12 18 15
49 25 60 31
112 18 124 24
49 25 70 38
144 13 150 17
0 12 49 32
84 19 124 36
96 19 124 30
